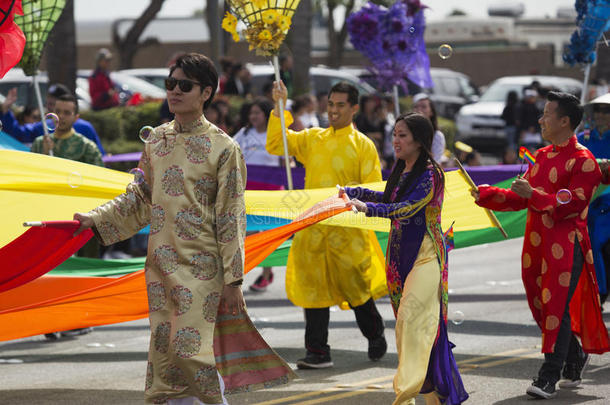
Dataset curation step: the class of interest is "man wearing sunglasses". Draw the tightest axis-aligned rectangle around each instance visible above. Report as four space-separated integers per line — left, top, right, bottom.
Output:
73 53 295 405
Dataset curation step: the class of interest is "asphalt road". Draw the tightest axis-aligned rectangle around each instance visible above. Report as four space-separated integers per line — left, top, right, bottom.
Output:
1 237 609 404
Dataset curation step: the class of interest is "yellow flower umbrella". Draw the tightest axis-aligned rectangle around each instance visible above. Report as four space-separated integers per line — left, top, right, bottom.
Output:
222 0 302 189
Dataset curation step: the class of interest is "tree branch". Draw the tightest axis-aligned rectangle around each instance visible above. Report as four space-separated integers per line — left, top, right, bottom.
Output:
122 0 165 47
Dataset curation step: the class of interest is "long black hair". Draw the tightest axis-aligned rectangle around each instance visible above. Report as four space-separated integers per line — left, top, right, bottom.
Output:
382 112 445 203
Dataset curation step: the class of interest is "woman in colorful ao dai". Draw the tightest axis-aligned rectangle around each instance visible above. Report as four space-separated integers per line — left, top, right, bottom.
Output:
341 113 468 405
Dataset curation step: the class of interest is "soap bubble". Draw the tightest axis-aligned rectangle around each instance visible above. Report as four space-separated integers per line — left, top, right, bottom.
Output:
438 44 453 60
451 310 465 325
45 112 59 132
139 126 154 143
556 189 572 205
67 172 83 188
129 167 145 185
409 26 415 34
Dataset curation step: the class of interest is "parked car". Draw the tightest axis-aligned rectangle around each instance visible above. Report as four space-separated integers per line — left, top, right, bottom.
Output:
455 75 582 152
246 64 377 97
341 67 480 119
119 68 168 90
0 68 91 111
77 69 167 103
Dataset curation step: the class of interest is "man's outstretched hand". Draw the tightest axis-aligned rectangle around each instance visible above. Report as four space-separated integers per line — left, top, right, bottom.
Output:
73 212 94 237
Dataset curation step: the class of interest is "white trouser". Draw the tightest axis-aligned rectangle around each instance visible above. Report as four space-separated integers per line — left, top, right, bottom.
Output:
167 372 228 405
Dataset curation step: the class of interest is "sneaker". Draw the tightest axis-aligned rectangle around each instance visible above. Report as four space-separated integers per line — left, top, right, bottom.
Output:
249 273 273 292
526 378 557 399
296 353 333 369
559 353 590 388
60 327 93 337
368 336 387 361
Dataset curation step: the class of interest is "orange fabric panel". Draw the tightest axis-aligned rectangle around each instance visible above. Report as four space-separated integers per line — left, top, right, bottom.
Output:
0 198 349 342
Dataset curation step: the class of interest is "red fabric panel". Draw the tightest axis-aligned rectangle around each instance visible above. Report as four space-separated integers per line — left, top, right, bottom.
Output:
0 221 93 293
0 20 26 79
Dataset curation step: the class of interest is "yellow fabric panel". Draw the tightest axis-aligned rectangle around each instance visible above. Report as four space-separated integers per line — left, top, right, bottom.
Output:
246 170 495 233
0 150 131 247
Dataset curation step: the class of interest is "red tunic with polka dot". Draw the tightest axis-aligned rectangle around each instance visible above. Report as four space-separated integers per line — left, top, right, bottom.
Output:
477 136 610 354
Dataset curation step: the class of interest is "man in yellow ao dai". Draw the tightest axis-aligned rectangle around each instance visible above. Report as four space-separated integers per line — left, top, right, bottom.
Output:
266 80 388 369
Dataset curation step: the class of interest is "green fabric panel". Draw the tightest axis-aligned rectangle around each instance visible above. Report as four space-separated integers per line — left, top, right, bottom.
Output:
257 240 292 267
50 256 145 276
454 177 525 249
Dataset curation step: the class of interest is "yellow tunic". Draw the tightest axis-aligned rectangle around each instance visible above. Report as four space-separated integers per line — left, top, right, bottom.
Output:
267 111 385 308
89 116 246 403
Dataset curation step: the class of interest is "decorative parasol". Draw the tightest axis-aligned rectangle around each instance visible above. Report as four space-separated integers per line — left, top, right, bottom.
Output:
0 0 26 78
13 0 66 153
222 0 301 189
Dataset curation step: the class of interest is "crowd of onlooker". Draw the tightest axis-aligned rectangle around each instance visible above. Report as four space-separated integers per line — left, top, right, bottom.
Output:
3 49 532 181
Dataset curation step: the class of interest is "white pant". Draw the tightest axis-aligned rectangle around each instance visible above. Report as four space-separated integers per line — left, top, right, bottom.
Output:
167 371 228 405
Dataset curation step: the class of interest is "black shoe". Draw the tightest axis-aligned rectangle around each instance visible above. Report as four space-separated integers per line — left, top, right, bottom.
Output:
60 327 93 337
44 333 60 341
526 377 557 399
368 336 387 361
559 353 590 388
296 353 333 369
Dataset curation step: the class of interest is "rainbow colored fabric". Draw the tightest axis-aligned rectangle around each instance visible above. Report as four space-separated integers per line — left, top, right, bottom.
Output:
0 149 507 341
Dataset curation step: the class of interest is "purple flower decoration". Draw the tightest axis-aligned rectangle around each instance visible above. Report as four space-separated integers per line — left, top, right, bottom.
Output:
347 0 433 92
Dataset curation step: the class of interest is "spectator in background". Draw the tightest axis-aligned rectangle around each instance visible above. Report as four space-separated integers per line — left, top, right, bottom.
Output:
519 88 542 150
502 90 520 149
224 63 252 97
412 93 446 162
355 95 385 154
464 150 482 166
89 48 119 111
0 84 105 154
291 95 319 130
233 98 279 293
218 56 234 94
316 91 329 128
233 98 278 166
30 94 103 167
205 98 232 133
17 106 41 125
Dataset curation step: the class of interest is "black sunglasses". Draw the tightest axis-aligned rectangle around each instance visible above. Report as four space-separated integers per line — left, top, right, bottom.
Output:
164 77 201 92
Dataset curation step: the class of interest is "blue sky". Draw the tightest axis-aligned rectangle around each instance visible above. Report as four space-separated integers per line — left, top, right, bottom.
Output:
75 0 575 22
